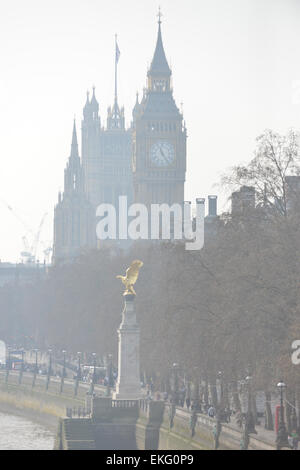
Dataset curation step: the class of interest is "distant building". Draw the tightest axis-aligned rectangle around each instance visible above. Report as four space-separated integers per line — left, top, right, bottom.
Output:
0 262 47 288
52 122 95 264
285 175 300 213
82 87 133 217
53 14 187 262
132 15 186 207
231 186 255 215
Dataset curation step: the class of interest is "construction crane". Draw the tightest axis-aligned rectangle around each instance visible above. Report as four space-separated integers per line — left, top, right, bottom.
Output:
20 212 48 264
42 246 53 264
0 199 34 236
20 236 34 264
0 199 50 264
32 212 48 262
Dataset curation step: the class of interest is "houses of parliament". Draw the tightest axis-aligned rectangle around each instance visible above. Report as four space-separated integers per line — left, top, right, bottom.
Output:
53 15 187 263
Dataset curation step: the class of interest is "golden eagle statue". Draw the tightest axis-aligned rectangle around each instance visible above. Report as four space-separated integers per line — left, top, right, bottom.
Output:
116 260 143 296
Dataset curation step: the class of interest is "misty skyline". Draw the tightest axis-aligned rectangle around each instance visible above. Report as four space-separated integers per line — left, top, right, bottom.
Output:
1 0 300 261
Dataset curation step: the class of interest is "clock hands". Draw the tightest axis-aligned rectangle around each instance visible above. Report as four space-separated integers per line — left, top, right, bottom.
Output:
159 146 167 165
151 142 174 166
159 146 165 158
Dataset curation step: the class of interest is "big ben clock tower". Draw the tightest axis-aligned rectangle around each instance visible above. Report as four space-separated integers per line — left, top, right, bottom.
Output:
132 12 186 207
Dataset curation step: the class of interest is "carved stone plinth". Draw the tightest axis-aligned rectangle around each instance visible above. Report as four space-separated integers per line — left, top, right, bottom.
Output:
113 297 142 400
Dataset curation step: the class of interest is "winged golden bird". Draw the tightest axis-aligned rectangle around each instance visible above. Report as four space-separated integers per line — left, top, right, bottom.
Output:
116 260 144 296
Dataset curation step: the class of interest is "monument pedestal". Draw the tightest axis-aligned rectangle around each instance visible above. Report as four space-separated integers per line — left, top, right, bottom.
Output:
113 296 142 400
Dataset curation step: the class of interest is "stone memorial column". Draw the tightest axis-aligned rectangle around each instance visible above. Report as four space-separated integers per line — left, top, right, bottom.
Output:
113 294 142 400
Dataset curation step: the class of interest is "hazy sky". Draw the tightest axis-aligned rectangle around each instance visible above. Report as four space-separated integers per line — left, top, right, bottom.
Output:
0 0 300 262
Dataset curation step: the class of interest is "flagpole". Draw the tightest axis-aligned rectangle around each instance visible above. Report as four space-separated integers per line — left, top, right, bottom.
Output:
115 34 118 104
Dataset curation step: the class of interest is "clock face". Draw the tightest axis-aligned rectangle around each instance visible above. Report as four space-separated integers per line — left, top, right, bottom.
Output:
150 141 175 167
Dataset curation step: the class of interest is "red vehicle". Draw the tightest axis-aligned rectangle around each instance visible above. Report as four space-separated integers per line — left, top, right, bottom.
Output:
11 360 23 370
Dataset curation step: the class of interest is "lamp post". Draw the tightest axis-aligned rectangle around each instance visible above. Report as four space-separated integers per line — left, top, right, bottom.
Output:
218 371 224 403
74 351 81 397
46 349 52 391
89 353 96 396
106 354 113 397
60 350 66 394
5 349 11 383
191 366 200 411
77 352 82 381
32 349 38 388
172 363 179 406
276 381 289 450
35 349 38 373
217 371 224 418
18 349 24 385
245 375 256 434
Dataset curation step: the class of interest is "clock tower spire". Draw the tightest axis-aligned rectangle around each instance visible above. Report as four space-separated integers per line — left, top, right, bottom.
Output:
147 8 171 92
132 10 186 207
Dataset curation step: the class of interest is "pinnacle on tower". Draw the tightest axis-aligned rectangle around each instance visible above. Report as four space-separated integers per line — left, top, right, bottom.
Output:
85 90 90 107
90 86 99 111
83 90 92 119
70 119 79 158
148 8 171 77
132 92 140 120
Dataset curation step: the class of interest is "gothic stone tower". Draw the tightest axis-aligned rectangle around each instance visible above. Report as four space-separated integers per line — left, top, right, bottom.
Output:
81 87 132 235
53 121 95 263
132 17 186 207
81 87 102 208
101 98 133 211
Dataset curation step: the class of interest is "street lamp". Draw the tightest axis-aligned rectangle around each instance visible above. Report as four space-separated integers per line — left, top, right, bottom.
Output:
106 354 113 397
172 363 179 406
46 349 52 391
213 370 225 433
48 349 52 375
245 375 256 434
7 349 11 370
191 366 200 411
32 349 38 388
218 371 224 403
5 349 11 383
18 349 24 385
74 351 82 397
276 381 289 450
34 349 38 374
89 353 96 395
77 352 82 381
62 350 66 378
60 350 66 394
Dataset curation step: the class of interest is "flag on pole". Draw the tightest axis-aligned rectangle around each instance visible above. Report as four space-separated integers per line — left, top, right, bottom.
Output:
116 39 120 64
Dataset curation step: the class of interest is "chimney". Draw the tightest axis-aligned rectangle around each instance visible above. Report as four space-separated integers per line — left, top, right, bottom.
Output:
208 195 217 217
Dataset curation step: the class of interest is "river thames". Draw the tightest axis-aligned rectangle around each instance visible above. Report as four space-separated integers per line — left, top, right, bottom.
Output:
0 412 55 450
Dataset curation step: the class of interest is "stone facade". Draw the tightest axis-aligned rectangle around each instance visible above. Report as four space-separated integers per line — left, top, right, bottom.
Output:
53 19 187 263
113 298 142 400
132 19 186 207
52 121 95 263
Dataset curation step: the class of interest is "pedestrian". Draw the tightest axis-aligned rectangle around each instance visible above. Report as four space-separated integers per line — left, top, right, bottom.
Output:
224 407 231 423
208 405 215 418
235 410 243 428
289 429 299 450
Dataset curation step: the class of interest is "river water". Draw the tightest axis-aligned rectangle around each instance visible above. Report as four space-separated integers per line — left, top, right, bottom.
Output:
0 412 55 450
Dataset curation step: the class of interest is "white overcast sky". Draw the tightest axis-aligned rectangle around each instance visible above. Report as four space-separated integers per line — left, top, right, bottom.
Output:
0 0 300 262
